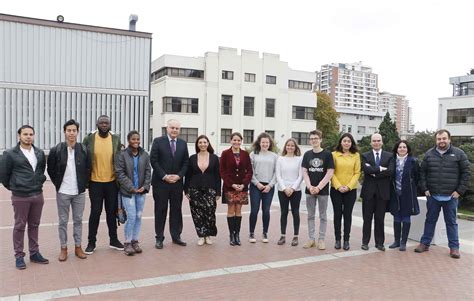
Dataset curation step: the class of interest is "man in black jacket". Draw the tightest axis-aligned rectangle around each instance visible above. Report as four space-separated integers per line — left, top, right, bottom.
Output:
0 125 48 269
47 119 91 262
150 119 189 249
415 129 471 259
360 133 393 251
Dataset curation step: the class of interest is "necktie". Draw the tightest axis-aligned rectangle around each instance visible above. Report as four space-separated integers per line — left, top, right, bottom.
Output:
170 140 176 157
375 152 380 167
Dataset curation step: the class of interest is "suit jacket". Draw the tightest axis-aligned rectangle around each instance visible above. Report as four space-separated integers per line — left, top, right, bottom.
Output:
219 148 253 195
360 150 393 201
150 135 189 188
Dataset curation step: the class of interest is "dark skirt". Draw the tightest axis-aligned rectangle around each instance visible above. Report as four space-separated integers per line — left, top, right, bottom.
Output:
188 188 218 237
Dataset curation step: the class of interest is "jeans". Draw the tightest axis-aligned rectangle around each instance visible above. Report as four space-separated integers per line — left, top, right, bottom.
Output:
306 194 328 240
420 196 459 249
122 194 146 242
56 192 86 247
249 184 275 234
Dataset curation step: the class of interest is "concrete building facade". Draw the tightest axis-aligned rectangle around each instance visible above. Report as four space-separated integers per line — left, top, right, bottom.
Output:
337 109 385 141
378 91 413 136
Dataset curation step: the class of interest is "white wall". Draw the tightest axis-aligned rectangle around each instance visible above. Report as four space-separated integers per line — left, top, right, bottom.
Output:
438 96 474 137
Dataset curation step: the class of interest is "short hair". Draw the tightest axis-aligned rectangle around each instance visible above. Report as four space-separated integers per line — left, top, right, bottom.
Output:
63 119 80 131
127 130 140 141
230 132 243 141
335 133 358 154
281 138 301 156
392 140 412 155
435 129 451 139
17 125 35 135
97 115 110 122
309 129 322 139
195 135 215 154
252 132 275 154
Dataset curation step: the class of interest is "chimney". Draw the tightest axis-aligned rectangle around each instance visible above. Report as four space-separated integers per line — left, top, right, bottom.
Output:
129 14 138 31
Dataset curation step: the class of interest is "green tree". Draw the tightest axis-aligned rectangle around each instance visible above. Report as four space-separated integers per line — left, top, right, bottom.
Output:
378 112 400 151
407 131 435 159
358 135 372 154
315 92 340 138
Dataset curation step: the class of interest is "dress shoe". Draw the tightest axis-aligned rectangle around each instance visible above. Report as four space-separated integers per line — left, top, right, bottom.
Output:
16 256 26 270
30 252 49 264
375 244 385 251
450 249 460 259
389 241 400 249
399 244 407 252
172 238 187 246
361 244 369 250
334 240 341 250
75 245 87 259
58 247 68 262
155 240 164 249
343 241 350 250
414 243 429 253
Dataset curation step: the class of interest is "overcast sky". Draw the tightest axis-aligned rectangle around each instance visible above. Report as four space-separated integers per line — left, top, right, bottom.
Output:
3 0 473 131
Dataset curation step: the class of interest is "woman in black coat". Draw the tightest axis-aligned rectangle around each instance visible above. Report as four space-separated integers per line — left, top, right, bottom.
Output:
389 140 420 251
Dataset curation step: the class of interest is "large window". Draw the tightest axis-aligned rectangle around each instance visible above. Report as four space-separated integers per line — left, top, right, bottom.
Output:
150 100 153 116
292 132 309 145
163 97 198 113
152 67 204 81
292 106 315 120
222 70 234 80
161 127 198 143
221 128 232 143
244 97 255 116
266 75 277 85
245 73 256 82
243 130 254 144
265 130 275 139
221 95 233 115
447 108 474 123
265 98 275 117
288 80 313 90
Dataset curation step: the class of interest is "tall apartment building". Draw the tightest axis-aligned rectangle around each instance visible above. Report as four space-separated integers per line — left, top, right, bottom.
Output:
150 47 317 154
438 70 474 144
378 91 413 135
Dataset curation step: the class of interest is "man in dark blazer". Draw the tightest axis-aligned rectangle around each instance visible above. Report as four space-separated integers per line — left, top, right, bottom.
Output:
360 133 393 251
150 119 189 249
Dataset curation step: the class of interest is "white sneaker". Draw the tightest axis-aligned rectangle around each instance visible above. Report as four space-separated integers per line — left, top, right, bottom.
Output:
249 233 257 243
205 236 213 245
262 233 269 243
197 238 205 246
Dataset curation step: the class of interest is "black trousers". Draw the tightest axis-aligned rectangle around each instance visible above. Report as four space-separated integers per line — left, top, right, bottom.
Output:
278 191 301 235
362 195 388 245
153 185 183 241
330 189 356 241
88 181 118 243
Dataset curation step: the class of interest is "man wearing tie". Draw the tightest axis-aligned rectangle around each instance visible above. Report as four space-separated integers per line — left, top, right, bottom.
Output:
360 133 393 251
150 119 189 249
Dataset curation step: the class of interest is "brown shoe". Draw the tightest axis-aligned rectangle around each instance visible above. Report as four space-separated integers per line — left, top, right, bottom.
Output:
58 247 68 262
450 249 460 259
75 245 87 259
414 243 429 253
131 240 142 254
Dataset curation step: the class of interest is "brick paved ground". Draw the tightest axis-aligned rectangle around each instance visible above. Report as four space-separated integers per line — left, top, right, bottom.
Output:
1 183 473 300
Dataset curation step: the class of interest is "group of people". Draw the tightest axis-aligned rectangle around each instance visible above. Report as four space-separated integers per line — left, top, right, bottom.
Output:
0 116 470 270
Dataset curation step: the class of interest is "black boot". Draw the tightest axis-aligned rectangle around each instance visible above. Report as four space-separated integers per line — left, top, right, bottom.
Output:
389 222 401 249
400 222 411 251
234 216 242 246
227 216 236 246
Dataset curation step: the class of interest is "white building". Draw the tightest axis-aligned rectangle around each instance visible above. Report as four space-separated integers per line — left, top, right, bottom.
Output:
438 71 474 144
0 14 152 152
150 47 317 154
337 109 385 141
319 62 378 112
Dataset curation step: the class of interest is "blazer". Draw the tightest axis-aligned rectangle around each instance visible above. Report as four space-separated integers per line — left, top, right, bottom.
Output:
219 148 253 196
115 147 152 197
149 135 189 187
389 156 420 216
360 150 393 201
184 153 221 196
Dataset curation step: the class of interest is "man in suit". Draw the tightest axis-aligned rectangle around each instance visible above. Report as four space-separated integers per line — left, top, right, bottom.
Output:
150 119 189 249
360 133 393 251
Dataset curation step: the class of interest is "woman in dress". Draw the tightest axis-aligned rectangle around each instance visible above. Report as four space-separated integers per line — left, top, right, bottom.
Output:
184 135 221 246
330 133 361 251
389 140 420 251
275 138 303 246
115 131 151 256
220 132 253 246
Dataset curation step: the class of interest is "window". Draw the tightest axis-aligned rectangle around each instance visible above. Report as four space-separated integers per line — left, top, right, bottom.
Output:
265 98 275 117
369 127 377 133
221 128 232 143
266 75 276 85
447 108 474 123
292 132 309 145
161 127 198 143
222 70 234 80
288 80 313 90
245 73 256 82
163 97 198 113
347 125 352 133
151 67 204 81
292 106 315 120
221 95 233 115
150 100 153 116
357 126 366 134
148 129 153 146
265 130 275 139
243 130 254 144
244 97 254 116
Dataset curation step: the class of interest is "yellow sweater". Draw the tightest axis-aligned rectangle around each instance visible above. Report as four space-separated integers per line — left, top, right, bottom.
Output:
331 151 361 190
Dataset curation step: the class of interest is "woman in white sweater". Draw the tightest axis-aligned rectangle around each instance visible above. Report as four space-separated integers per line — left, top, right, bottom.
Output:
275 138 303 246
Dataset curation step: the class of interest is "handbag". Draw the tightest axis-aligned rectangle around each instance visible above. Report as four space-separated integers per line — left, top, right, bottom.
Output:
225 190 249 204
116 192 127 226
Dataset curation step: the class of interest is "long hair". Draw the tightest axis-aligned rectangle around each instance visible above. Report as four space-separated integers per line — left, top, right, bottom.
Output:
252 132 275 154
195 135 214 154
335 133 358 154
281 138 301 156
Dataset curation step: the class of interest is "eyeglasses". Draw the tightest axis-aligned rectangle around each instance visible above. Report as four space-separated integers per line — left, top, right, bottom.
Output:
309 137 320 141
